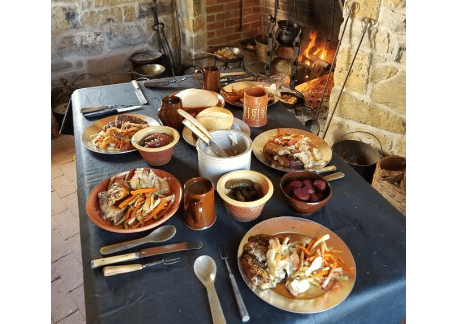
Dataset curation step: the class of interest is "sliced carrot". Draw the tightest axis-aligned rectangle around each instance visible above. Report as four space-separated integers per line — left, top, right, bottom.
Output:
118 195 138 209
306 236 319 251
297 244 312 257
131 188 157 196
143 199 167 222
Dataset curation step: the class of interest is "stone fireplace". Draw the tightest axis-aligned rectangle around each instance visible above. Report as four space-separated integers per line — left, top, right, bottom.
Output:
51 0 405 156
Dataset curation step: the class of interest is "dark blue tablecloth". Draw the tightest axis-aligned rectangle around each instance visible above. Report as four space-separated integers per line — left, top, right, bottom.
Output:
64 77 406 324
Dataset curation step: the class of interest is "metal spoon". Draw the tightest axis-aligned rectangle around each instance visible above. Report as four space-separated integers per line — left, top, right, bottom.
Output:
194 255 226 324
99 225 177 255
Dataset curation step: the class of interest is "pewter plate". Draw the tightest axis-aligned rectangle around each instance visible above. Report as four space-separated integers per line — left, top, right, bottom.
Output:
81 114 159 154
182 117 251 147
237 216 356 313
252 128 332 172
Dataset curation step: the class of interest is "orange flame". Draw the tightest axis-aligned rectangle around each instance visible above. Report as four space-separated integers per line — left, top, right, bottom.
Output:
299 31 332 66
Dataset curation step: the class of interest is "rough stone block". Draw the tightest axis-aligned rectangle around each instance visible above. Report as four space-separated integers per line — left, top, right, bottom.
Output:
51 6 70 32
123 5 136 22
104 24 147 49
334 49 370 94
382 0 406 9
371 65 398 82
57 31 105 55
353 0 381 20
51 60 73 72
330 89 406 134
371 70 406 115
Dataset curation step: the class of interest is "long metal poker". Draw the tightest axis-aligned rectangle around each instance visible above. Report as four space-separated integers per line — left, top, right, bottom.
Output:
322 17 375 139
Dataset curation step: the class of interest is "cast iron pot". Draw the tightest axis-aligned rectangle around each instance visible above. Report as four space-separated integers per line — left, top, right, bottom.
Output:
276 20 301 46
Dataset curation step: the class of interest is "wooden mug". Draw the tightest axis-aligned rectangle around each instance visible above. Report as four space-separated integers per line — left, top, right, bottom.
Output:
195 65 220 93
183 177 217 230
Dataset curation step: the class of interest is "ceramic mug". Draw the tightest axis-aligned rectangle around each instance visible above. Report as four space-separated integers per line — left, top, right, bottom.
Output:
158 95 184 132
183 177 217 230
195 65 221 93
242 86 269 127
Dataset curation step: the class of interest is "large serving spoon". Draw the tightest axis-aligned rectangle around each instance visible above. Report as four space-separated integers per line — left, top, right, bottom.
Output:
194 255 226 324
99 225 176 255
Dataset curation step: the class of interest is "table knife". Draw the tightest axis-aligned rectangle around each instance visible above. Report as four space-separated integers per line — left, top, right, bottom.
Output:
83 105 142 119
132 80 148 104
91 241 203 268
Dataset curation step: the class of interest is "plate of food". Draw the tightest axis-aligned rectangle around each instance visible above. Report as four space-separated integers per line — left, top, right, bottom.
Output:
86 168 182 233
171 88 225 117
221 81 280 108
81 114 159 154
252 128 332 172
182 117 251 147
238 216 356 313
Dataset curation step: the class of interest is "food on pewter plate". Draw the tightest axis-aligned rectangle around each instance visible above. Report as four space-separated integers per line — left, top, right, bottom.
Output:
239 233 352 297
139 133 174 148
284 178 328 203
98 168 175 228
263 129 326 169
214 48 237 59
280 93 298 105
91 115 149 150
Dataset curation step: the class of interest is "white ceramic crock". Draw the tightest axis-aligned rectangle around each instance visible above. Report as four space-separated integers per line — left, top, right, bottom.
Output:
196 130 252 185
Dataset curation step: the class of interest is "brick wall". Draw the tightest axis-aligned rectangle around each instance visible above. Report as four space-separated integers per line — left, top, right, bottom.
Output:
206 0 263 47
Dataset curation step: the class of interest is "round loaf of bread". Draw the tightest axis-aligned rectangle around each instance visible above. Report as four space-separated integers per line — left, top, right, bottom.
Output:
196 107 234 131
175 88 219 108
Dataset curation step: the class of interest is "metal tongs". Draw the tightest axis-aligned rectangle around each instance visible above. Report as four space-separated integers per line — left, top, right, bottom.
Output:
177 109 232 157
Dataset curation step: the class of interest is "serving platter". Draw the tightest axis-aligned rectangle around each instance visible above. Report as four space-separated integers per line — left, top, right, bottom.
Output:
237 216 356 313
81 114 159 154
221 81 280 108
85 168 182 234
182 117 251 147
252 128 332 172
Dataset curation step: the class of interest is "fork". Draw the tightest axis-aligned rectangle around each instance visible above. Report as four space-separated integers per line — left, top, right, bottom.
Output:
218 243 250 322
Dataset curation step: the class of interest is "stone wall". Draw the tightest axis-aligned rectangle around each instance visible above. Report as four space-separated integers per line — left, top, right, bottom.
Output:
51 0 180 88
322 0 406 156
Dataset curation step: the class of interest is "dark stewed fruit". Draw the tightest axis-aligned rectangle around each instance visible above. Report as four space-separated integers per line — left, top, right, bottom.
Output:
284 178 328 203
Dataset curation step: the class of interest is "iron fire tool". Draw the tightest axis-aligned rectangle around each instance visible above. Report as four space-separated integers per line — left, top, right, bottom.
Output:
218 243 250 322
322 16 375 139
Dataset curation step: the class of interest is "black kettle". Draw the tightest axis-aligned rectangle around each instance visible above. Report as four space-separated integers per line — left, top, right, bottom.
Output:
276 20 301 46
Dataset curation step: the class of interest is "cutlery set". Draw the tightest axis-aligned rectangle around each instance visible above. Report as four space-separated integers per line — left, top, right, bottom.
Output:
91 225 250 323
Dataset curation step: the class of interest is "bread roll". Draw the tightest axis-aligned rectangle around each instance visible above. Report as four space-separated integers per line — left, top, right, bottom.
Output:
196 107 233 131
175 89 219 108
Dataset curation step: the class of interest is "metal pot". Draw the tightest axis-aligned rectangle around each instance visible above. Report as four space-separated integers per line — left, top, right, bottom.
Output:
132 64 166 80
332 132 383 184
276 20 301 46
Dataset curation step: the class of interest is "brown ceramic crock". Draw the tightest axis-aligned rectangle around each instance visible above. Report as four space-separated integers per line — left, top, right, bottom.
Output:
158 95 185 132
183 177 217 230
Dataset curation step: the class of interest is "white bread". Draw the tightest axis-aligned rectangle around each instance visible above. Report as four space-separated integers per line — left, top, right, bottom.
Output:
175 89 219 108
196 107 233 131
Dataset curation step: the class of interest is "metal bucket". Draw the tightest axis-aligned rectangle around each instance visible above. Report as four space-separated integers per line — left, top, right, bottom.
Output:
332 132 383 184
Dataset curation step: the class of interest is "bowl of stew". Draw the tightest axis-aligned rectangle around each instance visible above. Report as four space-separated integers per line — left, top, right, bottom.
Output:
131 126 180 166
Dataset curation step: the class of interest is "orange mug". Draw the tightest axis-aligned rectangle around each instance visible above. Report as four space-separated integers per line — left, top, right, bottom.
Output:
242 86 269 127
183 177 217 230
158 95 184 132
195 65 220 93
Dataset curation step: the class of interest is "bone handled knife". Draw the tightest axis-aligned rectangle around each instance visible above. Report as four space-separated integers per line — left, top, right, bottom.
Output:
90 241 203 268
131 80 148 105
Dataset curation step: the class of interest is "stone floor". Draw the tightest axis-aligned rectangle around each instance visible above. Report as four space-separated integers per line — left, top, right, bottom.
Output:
51 134 86 324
